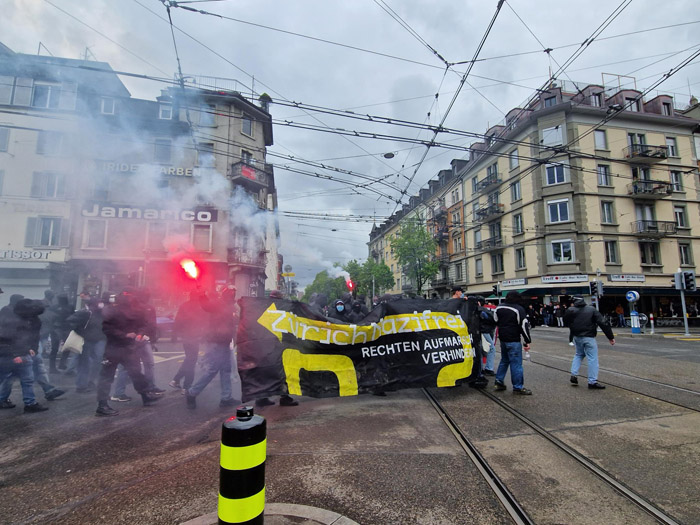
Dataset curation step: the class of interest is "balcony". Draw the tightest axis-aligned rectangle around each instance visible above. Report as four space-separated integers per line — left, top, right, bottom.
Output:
627 180 673 199
433 227 448 242
475 203 504 222
631 220 677 237
436 253 449 266
433 204 447 218
623 144 668 164
227 248 266 267
475 236 503 252
430 277 452 288
401 283 414 292
230 161 271 189
476 175 501 194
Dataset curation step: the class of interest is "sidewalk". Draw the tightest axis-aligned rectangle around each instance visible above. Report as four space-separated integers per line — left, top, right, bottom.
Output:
181 499 359 524
535 324 700 340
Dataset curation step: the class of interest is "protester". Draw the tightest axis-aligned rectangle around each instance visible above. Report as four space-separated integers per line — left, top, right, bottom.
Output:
451 286 464 299
494 291 532 395
308 292 328 317
38 290 55 357
170 292 206 392
554 303 565 327
564 296 615 389
346 300 364 323
67 297 106 394
328 299 349 321
49 294 73 374
480 301 497 375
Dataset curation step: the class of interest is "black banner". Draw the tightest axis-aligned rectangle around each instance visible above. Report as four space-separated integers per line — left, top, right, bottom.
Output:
237 297 478 401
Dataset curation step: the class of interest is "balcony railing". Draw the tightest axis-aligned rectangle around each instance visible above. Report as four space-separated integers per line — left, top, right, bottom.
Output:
433 228 448 242
627 180 673 198
430 277 451 288
227 248 267 267
623 144 668 163
475 236 503 252
433 204 447 218
230 161 271 189
436 253 449 266
476 175 501 193
631 220 677 237
475 203 504 222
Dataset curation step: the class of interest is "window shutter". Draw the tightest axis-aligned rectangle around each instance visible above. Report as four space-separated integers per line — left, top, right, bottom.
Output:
59 218 70 247
13 77 33 106
59 82 77 110
30 172 43 197
25 217 38 247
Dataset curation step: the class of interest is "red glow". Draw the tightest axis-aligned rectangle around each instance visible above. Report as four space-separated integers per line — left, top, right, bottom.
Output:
346 279 354 291
180 259 200 280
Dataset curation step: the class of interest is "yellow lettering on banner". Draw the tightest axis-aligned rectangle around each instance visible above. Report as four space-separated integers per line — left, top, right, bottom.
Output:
218 489 265 523
220 439 266 471
282 348 358 396
436 358 473 387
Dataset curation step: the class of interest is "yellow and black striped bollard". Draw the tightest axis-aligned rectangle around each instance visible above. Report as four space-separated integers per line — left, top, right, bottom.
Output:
218 406 266 525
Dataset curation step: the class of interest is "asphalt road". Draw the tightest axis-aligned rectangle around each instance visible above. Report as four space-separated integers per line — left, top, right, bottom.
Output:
1 330 699 524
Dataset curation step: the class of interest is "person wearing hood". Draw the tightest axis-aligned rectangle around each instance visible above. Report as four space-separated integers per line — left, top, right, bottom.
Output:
494 291 532 395
308 293 328 317
49 294 74 374
68 297 107 394
346 300 365 324
328 299 349 322
564 296 615 389
0 299 51 412
169 292 206 393
38 290 55 357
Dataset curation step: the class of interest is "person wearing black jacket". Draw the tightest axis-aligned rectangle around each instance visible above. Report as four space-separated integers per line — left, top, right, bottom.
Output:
564 296 615 389
49 294 73 373
68 297 107 393
170 292 206 392
95 288 161 416
494 291 532 395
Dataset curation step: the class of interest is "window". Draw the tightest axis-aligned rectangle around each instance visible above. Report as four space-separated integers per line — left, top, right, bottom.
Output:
32 83 60 109
451 210 460 226
679 243 693 266
0 126 8 152
545 164 565 185
491 253 504 273
192 224 212 251
474 229 482 245
455 262 463 281
452 236 462 253
92 176 110 201
197 142 215 167
83 219 107 249
548 199 569 223
25 217 67 247
475 258 483 276
487 192 499 206
451 187 460 203
604 241 619 264
200 104 216 127
0 75 12 104
625 97 640 112
541 125 563 146
597 165 611 186
486 163 498 179
515 247 526 269
472 201 479 218
627 133 645 146
594 130 608 150
674 205 687 228
513 213 523 235
154 139 172 163
670 171 683 192
591 93 602 107
0 170 4 195
101 97 115 115
551 240 573 263
601 201 614 224
510 181 521 202
159 104 172 120
36 131 64 155
544 96 557 107
662 102 672 116
666 137 678 157
241 114 253 136
509 149 519 170
472 177 478 194
639 242 660 265
241 149 254 165
31 172 65 198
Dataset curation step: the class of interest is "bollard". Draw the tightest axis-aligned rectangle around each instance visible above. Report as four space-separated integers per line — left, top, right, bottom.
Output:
218 406 266 525
650 313 655 334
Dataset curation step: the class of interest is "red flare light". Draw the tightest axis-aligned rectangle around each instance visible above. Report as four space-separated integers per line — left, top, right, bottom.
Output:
180 258 200 280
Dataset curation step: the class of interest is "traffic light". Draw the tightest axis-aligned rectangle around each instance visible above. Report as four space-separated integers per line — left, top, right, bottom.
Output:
672 272 684 290
492 284 499 296
596 281 604 297
683 271 697 291
589 281 598 297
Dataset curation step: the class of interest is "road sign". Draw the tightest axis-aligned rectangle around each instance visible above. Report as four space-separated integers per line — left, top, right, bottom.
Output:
626 291 640 303
281 272 295 277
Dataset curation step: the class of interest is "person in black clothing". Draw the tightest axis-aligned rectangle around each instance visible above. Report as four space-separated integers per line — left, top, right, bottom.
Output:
308 293 328 317
95 288 161 416
170 292 206 392
68 298 107 393
346 300 364 324
49 294 73 373
494 291 532 395
328 299 349 321
38 290 54 357
564 296 615 389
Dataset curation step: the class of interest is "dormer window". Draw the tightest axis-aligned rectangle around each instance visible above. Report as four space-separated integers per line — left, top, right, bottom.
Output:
101 97 115 115
591 93 602 107
159 103 172 120
625 97 640 112
544 96 557 108
662 102 672 116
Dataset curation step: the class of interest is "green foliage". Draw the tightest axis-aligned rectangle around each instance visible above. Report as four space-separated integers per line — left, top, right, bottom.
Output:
341 258 395 298
301 270 348 303
391 216 439 295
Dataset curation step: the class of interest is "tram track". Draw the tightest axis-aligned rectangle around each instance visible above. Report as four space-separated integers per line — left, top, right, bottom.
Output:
424 386 683 525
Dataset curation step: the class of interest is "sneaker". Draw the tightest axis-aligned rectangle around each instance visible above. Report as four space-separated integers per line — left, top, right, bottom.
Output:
0 399 16 409
24 403 49 413
96 405 119 417
588 382 606 389
219 398 238 408
186 394 196 409
568 342 575 346
141 393 162 406
483 369 495 376
279 395 299 407
494 381 507 391
110 394 132 402
168 380 181 390
150 387 166 395
513 388 532 395
570 375 578 385
255 397 275 407
45 389 65 401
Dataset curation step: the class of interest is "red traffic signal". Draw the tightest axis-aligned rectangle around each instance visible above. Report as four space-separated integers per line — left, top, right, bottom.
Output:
346 279 354 291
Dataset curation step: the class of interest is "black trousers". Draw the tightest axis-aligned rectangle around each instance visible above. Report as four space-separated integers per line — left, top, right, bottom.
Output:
97 345 150 404
173 340 199 390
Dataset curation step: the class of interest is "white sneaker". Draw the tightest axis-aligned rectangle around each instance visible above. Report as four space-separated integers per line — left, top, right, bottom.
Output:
568 342 575 346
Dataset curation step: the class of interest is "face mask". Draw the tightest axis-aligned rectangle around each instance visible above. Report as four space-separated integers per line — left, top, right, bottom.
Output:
336 305 344 312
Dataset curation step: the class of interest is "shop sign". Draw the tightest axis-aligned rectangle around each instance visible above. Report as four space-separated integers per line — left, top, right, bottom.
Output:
82 203 218 222
609 274 645 282
541 274 588 283
0 249 51 260
501 278 527 287
99 162 202 178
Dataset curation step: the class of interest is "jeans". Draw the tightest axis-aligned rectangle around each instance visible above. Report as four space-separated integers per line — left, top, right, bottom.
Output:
97 345 151 404
0 354 56 401
88 340 106 386
0 357 38 405
618 314 626 327
76 339 103 390
173 340 199 390
495 341 524 390
483 331 497 371
113 341 156 396
571 336 599 384
188 342 241 401
556 317 564 327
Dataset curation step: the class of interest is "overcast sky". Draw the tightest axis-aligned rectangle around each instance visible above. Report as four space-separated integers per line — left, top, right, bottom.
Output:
4 0 700 288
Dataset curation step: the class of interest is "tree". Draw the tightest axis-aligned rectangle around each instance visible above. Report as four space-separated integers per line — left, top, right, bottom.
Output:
342 258 394 298
301 270 348 303
391 215 439 296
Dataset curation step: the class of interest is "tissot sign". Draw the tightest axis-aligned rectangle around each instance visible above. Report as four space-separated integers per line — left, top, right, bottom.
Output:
82 203 218 222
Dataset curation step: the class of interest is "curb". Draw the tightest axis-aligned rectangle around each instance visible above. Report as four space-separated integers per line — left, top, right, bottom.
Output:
181 503 360 525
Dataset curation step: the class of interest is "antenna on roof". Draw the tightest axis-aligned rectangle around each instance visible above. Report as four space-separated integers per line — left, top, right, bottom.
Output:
37 42 53 56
